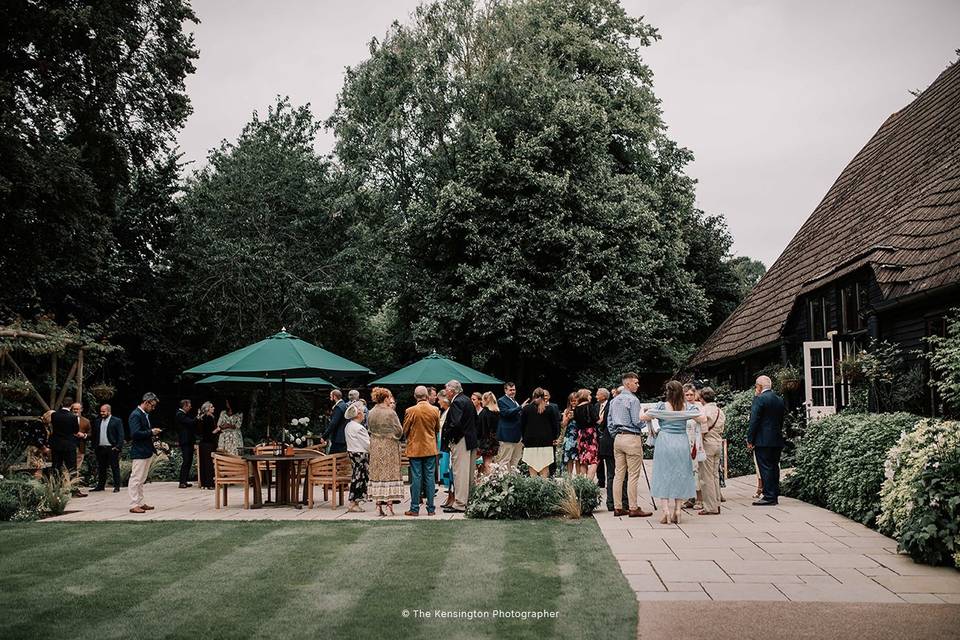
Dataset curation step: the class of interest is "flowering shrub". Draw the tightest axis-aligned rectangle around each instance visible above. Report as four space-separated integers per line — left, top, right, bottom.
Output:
782 412 919 526
466 463 563 519
878 419 960 567
569 474 602 516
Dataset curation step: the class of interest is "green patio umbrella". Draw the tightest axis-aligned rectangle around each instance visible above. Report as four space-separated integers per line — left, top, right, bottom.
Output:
195 374 334 389
370 351 502 386
184 330 371 437
183 330 371 378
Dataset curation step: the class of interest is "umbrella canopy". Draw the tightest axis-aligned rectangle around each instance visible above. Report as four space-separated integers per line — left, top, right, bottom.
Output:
183 331 372 378
370 352 502 386
195 374 334 389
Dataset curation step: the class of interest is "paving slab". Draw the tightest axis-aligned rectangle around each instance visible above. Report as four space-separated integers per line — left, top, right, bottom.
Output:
652 560 730 583
703 582 788 601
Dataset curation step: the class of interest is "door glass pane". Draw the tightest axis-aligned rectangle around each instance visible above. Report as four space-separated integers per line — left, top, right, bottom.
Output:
825 389 834 406
825 368 834 385
812 368 824 386
811 349 822 366
813 389 825 406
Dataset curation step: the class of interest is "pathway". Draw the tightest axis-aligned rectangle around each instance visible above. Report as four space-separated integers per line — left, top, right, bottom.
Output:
597 462 960 604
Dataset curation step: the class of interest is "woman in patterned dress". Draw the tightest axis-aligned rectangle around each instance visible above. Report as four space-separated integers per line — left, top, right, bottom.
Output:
216 399 244 455
560 392 579 475
641 381 708 524
367 387 404 516
573 388 599 479
344 402 370 512
682 384 704 510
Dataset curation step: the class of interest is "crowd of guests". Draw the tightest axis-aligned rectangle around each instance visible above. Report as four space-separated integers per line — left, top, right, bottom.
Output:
323 372 786 520
28 372 786 520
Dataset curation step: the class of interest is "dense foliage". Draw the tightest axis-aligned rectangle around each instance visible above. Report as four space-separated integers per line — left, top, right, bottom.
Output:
330 0 747 388
879 419 960 567
0 477 48 521
927 308 960 415
782 413 920 526
467 464 563 519
0 0 198 326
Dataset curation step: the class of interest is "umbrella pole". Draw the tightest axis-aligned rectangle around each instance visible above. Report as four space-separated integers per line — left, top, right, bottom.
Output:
266 385 272 440
281 376 288 442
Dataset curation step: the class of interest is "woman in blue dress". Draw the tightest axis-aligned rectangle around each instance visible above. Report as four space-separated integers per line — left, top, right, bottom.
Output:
560 392 579 474
641 380 708 524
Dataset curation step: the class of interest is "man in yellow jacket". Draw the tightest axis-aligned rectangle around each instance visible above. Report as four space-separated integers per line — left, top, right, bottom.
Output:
402 385 441 516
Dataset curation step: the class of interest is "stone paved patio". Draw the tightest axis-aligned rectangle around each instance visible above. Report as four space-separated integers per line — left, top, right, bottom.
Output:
596 462 960 604
42 481 466 521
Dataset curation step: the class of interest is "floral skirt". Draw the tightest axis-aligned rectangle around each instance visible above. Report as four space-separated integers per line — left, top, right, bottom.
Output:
218 429 243 456
577 426 599 466
562 423 579 465
348 452 369 502
368 437 404 504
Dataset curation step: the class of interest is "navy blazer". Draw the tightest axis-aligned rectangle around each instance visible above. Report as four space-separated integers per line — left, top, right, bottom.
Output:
128 407 155 460
496 395 523 443
747 390 786 448
175 409 197 447
324 400 348 445
445 393 478 451
91 415 124 449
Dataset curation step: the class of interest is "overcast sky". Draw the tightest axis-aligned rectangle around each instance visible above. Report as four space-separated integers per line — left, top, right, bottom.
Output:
177 0 960 266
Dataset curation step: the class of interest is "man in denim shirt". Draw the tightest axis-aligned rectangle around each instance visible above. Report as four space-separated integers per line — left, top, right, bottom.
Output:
607 372 652 517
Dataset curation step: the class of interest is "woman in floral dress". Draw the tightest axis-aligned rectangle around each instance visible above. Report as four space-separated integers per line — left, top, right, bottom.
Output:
344 403 370 512
573 388 599 479
560 392 579 475
216 399 244 455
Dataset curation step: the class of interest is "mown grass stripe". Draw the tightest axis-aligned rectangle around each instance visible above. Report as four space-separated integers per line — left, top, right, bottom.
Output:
85 522 334 639
0 521 224 639
494 520 562 640
551 517 637 639
412 521 509 640
322 522 455 639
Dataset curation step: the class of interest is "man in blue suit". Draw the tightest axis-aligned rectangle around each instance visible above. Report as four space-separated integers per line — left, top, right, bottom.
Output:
747 375 786 506
324 389 349 454
494 382 524 468
91 404 124 492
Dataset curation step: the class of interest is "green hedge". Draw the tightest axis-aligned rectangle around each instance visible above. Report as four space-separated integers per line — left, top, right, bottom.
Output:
782 412 920 526
879 419 960 567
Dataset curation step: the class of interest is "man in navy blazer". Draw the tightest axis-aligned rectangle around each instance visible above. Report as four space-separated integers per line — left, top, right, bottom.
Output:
747 375 786 505
91 404 124 492
324 389 349 454
494 382 524 468
443 380 478 513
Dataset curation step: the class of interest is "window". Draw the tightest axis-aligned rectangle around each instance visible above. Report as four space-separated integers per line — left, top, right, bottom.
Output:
841 282 867 333
809 296 828 340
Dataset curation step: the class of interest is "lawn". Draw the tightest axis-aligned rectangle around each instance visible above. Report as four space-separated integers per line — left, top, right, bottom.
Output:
0 518 636 639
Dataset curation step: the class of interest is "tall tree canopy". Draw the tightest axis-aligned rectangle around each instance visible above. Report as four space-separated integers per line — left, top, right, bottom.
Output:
330 0 739 387
0 0 198 326
159 99 364 371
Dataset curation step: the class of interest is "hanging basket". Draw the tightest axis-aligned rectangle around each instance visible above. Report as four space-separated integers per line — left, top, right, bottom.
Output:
780 378 802 392
0 378 34 400
90 383 116 402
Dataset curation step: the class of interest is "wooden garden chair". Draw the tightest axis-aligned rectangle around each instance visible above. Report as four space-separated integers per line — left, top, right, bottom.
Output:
212 452 256 509
305 453 352 509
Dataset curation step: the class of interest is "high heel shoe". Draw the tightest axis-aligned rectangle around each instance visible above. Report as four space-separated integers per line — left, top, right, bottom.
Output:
659 512 669 524
673 508 682 524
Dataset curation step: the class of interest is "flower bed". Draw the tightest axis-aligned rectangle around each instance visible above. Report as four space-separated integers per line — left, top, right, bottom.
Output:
879 419 960 567
466 464 602 520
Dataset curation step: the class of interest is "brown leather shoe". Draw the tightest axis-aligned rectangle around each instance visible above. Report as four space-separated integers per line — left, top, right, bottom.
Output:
613 509 627 517
129 506 146 514
629 508 653 518
141 504 155 510
403 510 419 517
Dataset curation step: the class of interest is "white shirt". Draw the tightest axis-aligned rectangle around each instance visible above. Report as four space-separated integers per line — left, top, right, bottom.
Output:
345 420 370 453
99 417 111 446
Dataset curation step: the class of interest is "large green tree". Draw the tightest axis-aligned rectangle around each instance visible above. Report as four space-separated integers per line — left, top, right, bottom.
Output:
0 0 197 326
330 0 732 387
158 99 365 371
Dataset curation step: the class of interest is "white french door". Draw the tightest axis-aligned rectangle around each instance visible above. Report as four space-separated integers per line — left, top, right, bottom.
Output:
803 341 836 420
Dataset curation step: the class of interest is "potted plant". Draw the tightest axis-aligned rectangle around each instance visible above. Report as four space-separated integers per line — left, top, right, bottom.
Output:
773 365 803 392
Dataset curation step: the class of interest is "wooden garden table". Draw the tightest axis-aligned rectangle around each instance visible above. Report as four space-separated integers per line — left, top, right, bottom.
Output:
241 452 316 509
